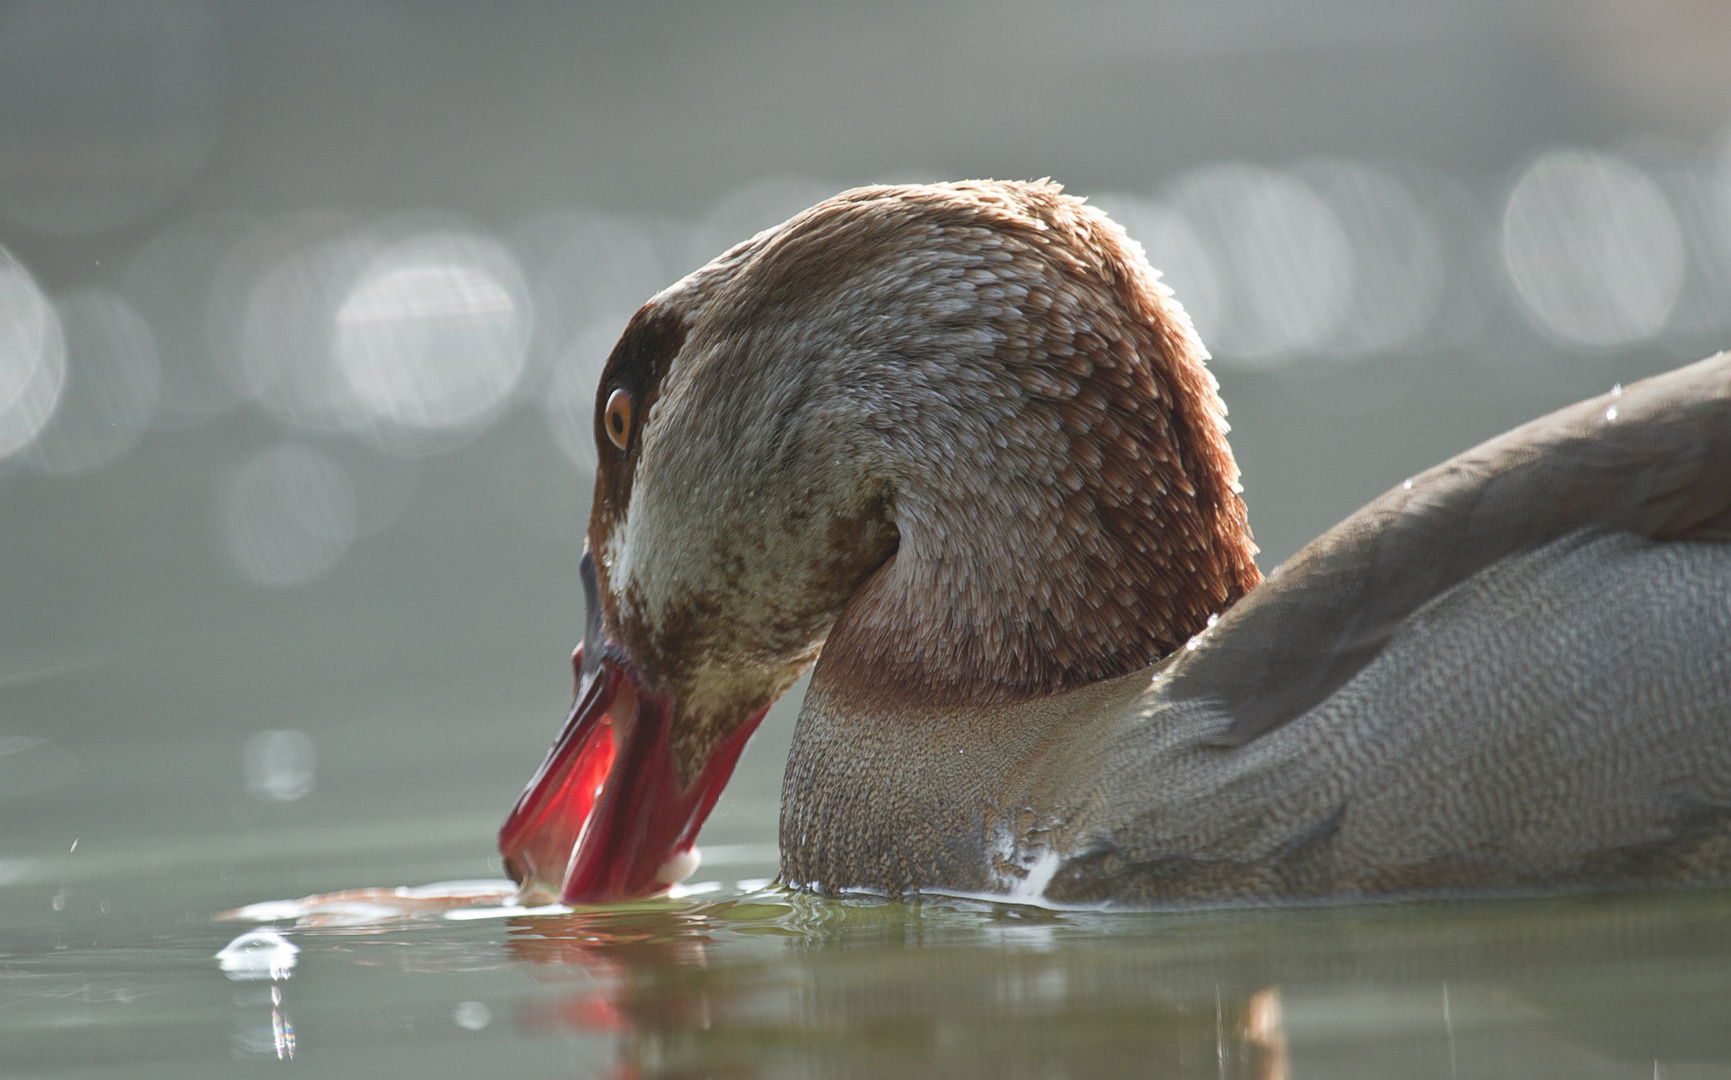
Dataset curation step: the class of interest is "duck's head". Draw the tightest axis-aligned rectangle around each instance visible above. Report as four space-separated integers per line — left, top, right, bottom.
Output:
499 180 1261 904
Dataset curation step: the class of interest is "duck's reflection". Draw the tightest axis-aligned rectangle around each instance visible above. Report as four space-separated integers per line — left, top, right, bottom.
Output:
502 901 1292 1080
493 889 1731 1079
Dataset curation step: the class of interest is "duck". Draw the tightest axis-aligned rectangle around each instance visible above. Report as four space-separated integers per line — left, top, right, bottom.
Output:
499 179 1731 907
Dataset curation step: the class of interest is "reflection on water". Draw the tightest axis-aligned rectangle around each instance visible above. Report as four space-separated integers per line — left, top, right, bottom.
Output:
478 890 1731 1079
57 879 1700 1079
5 844 1731 1077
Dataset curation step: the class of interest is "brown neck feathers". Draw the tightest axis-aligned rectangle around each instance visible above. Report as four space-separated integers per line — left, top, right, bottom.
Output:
813 192 1261 713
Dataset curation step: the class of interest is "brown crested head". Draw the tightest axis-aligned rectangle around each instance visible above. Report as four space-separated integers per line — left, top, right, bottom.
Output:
505 179 1260 902
593 178 1260 768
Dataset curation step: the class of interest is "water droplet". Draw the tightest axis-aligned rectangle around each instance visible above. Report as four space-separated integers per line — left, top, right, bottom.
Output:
1611 383 1623 397
216 929 299 981
453 1001 492 1031
1206 613 1219 628
1402 478 1413 490
1606 406 1619 421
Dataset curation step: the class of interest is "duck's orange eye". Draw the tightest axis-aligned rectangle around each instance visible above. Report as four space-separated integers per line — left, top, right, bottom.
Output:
604 388 632 451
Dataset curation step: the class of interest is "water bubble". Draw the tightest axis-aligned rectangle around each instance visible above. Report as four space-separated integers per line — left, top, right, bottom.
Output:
1502 151 1684 347
452 1001 492 1031
0 246 66 461
26 290 160 475
335 231 530 434
243 729 316 803
0 0 223 236
216 929 299 981
222 443 358 588
1169 165 1354 365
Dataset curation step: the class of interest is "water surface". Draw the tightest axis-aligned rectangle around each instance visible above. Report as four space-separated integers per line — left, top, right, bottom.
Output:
7 829 1731 1078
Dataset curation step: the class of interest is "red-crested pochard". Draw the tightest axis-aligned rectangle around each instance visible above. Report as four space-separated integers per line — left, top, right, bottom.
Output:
500 180 1731 907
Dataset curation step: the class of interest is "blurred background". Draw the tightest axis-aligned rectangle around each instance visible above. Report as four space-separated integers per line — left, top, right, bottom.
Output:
3 0 1731 909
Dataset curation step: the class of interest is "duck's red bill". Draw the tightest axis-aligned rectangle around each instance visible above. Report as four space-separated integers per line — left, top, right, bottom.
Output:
499 646 765 904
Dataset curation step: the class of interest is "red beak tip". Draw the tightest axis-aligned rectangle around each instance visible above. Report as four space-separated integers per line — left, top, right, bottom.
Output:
502 653 771 906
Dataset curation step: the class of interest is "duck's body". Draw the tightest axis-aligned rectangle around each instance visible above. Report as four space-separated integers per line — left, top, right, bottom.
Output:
787 367 1731 902
501 180 1731 907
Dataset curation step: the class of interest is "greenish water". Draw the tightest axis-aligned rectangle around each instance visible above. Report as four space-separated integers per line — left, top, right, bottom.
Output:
8 836 1731 1078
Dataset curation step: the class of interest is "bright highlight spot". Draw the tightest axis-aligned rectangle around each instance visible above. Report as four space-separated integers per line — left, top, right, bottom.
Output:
453 1001 493 1031
336 233 530 432
1503 151 1684 347
216 929 299 981
26 290 160 475
0 245 66 461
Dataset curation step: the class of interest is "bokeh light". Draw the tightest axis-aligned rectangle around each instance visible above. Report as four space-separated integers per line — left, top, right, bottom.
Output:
243 729 316 803
26 290 161 476
222 442 358 588
334 231 531 435
1300 160 1446 358
1168 164 1355 366
0 0 223 236
217 216 375 436
0 245 67 461
1502 150 1684 348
